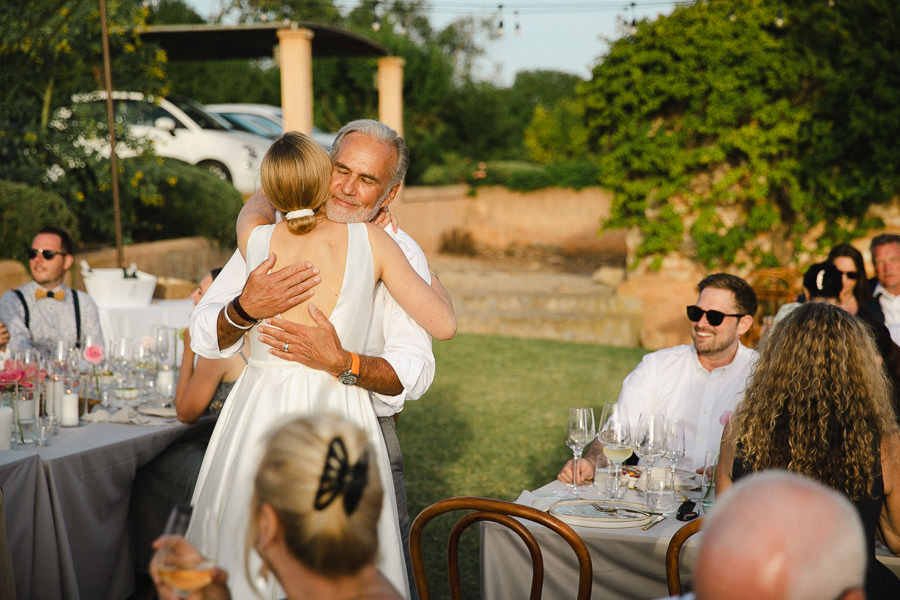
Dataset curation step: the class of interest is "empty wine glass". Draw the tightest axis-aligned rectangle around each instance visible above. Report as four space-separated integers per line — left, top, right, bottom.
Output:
598 404 632 500
154 325 171 367
152 504 218 597
566 407 596 495
634 413 666 471
664 418 686 484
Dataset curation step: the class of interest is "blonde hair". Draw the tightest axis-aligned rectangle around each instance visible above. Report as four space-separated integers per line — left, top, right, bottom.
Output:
260 131 332 235
730 302 897 499
247 414 383 579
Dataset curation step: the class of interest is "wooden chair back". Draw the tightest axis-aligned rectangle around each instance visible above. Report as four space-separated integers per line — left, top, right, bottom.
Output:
666 516 704 595
409 496 592 600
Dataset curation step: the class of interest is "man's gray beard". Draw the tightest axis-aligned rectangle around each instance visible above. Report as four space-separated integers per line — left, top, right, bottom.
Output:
325 195 388 224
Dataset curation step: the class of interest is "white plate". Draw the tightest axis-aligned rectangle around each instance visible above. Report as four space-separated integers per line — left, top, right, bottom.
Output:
137 403 177 418
550 500 654 528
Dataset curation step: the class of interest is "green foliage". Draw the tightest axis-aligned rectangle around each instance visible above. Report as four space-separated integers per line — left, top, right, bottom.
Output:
0 179 78 262
577 0 900 268
60 156 242 246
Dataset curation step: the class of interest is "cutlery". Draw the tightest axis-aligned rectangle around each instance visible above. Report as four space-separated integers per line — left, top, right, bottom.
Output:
642 515 666 530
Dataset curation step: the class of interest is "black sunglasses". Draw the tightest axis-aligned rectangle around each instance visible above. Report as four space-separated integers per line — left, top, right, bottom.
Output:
27 248 67 260
686 305 745 326
837 270 859 280
675 499 699 521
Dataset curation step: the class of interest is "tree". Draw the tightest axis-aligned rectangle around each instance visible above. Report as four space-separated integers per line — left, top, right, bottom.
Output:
578 0 900 269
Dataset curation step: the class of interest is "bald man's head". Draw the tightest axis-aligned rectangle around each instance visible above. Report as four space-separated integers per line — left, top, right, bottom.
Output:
694 471 865 600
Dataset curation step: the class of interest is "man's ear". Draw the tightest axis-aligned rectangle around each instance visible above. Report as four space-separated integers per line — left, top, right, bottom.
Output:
382 183 401 208
736 313 754 336
63 253 74 272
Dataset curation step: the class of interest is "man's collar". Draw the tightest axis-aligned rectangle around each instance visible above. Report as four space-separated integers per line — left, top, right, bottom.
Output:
873 282 900 299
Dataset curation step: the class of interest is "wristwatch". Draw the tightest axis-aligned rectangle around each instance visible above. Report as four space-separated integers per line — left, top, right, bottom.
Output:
337 351 360 385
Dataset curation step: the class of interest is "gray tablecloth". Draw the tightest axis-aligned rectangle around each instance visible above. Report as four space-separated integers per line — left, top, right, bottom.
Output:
482 480 900 600
0 421 191 599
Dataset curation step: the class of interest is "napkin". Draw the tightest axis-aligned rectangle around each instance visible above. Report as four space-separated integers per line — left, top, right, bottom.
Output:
83 406 173 426
515 489 561 512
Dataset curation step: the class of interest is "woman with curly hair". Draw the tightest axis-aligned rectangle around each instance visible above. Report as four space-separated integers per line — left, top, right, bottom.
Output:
717 302 900 599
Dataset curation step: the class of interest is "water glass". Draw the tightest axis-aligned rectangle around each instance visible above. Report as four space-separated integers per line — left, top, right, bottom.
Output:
34 416 54 447
646 468 674 513
701 450 718 513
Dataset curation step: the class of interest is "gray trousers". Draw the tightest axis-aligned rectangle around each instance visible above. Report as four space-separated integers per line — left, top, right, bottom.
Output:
378 416 417 599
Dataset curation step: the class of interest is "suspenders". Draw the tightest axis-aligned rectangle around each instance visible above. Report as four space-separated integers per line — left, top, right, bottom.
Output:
13 288 83 348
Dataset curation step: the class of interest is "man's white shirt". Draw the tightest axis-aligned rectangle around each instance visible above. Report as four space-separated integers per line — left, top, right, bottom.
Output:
613 343 758 471
873 282 900 345
189 225 436 417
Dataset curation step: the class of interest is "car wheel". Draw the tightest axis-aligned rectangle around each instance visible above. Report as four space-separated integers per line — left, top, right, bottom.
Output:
198 160 232 183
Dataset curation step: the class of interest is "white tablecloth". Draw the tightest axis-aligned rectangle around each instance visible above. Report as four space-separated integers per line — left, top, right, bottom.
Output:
0 421 193 599
98 298 194 363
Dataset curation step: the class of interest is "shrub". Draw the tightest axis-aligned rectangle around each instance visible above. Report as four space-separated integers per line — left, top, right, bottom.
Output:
0 180 79 263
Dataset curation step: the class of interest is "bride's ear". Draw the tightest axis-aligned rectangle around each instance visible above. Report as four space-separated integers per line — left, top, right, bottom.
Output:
256 502 280 548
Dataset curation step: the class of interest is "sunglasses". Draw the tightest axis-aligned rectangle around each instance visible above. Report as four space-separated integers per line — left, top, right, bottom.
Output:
675 499 699 521
686 305 744 326
27 248 67 260
838 270 859 280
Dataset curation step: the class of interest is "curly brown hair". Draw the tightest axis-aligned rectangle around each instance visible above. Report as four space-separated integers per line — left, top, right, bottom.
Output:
730 302 897 500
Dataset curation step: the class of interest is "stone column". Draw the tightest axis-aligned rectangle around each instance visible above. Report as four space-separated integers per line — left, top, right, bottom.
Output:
277 26 314 135
377 56 405 135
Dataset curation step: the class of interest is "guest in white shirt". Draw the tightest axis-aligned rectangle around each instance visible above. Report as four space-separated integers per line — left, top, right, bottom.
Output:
559 273 758 482
189 119 452 598
871 233 900 344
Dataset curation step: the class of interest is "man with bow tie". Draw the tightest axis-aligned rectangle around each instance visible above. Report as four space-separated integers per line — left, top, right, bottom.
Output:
0 227 103 359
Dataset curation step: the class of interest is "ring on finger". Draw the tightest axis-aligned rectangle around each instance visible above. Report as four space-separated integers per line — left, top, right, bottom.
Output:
282 342 289 353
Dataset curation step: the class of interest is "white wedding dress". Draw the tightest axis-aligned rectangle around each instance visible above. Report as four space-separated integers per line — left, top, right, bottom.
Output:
188 223 409 599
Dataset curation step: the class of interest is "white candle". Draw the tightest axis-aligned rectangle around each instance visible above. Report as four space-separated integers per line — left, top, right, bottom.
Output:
156 369 175 398
52 380 65 418
0 406 11 450
61 392 79 427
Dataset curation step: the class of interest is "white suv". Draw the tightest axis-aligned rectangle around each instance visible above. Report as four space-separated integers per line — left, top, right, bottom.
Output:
58 91 271 195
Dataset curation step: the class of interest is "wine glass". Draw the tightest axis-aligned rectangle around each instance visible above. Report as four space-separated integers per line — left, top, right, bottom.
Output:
565 407 596 495
153 504 218 597
598 404 632 500
634 413 666 471
154 325 171 367
664 418 686 484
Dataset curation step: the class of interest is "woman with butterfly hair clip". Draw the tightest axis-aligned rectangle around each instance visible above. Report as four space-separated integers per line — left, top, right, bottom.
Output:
151 414 403 600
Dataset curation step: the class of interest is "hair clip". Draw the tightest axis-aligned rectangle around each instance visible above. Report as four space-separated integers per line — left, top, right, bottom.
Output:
314 437 369 515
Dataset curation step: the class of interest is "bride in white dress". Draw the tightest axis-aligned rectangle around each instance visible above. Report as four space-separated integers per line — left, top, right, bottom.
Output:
188 131 456 600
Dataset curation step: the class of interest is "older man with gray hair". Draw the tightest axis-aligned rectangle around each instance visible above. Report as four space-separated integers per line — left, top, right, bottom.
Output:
688 471 866 600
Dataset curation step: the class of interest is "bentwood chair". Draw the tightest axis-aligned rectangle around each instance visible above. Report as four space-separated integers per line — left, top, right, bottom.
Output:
409 496 593 600
665 516 705 595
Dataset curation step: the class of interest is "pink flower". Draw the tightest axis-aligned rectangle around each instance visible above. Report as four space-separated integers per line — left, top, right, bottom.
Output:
140 336 154 350
719 410 733 426
84 344 105 365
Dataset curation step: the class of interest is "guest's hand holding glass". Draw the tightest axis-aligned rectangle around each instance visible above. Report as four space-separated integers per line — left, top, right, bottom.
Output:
151 504 220 599
598 404 632 499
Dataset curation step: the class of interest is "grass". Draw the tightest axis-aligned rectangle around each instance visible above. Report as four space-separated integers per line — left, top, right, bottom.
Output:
398 333 648 599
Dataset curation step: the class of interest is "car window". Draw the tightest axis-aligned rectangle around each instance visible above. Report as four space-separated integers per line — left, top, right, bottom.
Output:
116 99 183 129
167 95 230 131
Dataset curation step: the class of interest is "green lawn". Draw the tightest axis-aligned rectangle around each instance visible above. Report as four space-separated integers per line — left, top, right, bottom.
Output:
399 333 648 599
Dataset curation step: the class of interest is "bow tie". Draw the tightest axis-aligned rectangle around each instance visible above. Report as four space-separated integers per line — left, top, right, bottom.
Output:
35 288 65 301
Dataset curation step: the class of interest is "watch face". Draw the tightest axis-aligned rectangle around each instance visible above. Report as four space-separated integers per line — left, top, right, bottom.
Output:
338 372 358 385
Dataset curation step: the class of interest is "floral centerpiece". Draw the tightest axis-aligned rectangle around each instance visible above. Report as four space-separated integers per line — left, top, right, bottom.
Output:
1 361 27 444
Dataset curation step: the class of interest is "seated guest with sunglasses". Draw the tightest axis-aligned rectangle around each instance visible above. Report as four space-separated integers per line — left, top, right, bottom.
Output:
559 273 757 483
0 227 103 358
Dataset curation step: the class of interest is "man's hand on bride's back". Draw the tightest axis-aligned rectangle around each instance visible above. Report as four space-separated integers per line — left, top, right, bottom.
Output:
240 253 321 320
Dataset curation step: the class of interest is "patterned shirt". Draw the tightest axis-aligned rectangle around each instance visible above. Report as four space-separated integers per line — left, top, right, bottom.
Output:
0 280 104 360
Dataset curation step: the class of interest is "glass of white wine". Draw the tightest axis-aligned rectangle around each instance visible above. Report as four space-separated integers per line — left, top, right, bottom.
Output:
153 504 218 597
598 404 633 500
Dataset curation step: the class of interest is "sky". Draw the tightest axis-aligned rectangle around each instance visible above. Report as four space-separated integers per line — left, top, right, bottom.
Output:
183 0 681 86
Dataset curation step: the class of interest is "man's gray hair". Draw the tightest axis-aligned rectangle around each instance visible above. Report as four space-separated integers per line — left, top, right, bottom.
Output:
871 233 900 255
330 119 410 191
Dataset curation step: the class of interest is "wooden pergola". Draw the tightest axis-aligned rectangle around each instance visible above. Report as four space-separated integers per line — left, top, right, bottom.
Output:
141 22 405 136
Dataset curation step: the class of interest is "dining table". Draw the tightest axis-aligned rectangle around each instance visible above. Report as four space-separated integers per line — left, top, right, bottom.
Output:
480 479 900 600
98 298 195 363
0 417 197 600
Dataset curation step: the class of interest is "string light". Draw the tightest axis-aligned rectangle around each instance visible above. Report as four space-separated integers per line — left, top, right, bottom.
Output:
775 8 784 27
728 9 736 22
372 0 381 31
497 4 504 36
514 10 520 36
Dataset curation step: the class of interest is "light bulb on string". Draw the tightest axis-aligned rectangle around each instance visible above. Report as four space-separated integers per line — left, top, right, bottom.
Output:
729 10 736 22
775 9 784 28
514 11 520 36
497 4 504 36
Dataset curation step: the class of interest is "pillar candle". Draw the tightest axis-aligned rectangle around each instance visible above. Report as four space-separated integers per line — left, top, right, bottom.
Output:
52 380 65 418
156 368 175 398
0 406 11 450
61 392 79 427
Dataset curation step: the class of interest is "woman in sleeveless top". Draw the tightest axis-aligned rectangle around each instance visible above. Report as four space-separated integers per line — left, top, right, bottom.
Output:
717 302 900 599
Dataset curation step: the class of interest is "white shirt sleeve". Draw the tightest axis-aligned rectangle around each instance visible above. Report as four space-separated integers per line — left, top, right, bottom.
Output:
189 249 247 359
366 227 436 416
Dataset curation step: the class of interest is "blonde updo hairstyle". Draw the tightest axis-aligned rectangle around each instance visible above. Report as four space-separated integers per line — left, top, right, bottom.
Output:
247 414 383 580
260 131 332 235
